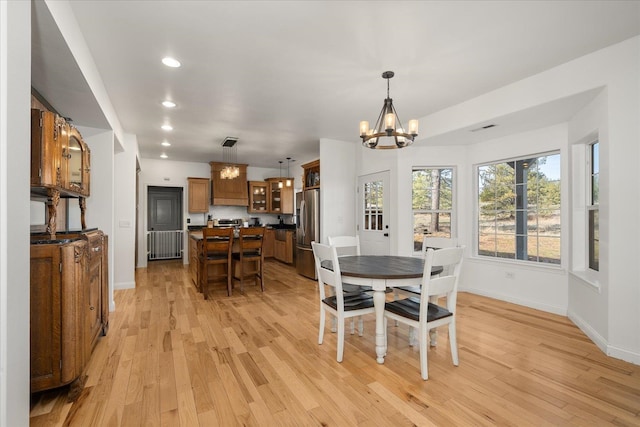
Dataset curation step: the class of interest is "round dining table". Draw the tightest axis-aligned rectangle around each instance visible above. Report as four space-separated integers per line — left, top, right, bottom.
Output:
334 255 442 364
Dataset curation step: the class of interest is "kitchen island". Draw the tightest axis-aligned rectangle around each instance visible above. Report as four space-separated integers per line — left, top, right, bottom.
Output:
188 226 295 293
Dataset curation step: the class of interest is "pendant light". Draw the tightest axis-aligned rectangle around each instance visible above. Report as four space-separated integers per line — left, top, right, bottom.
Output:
285 157 293 187
359 71 418 149
220 137 240 179
278 161 284 188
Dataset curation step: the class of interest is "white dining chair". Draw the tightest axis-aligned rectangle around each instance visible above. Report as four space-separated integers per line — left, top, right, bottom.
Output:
384 246 465 380
327 235 373 294
395 236 458 298
312 242 375 362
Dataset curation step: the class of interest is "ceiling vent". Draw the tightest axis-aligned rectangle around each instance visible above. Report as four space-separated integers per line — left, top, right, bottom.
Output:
470 124 497 132
222 137 238 147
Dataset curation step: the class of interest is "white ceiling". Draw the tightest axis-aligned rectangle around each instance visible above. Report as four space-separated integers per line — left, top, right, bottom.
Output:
31 1 640 168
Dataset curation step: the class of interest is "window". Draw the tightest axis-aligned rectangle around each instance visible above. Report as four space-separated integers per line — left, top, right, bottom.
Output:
588 141 599 271
477 152 561 264
412 168 453 252
363 179 384 231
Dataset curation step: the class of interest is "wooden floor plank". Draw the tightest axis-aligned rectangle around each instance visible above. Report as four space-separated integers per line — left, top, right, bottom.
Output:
30 259 640 426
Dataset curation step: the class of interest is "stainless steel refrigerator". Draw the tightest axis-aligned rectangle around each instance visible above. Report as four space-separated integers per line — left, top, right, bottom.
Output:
296 189 320 279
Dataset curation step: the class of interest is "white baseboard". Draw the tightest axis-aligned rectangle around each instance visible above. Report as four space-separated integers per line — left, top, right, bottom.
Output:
568 309 640 365
567 309 608 353
461 286 567 316
114 281 135 290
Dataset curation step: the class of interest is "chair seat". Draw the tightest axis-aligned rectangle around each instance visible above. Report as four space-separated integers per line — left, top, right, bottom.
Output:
395 285 421 295
342 283 372 294
232 251 260 260
205 253 230 261
385 297 452 322
322 293 374 311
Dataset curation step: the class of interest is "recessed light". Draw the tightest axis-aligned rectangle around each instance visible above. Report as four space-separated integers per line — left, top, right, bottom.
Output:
161 141 171 147
162 100 176 108
162 57 181 68
160 153 168 159
161 124 173 131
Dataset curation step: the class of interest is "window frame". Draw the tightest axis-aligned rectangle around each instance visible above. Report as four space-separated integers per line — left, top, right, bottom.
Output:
411 166 456 255
587 140 599 271
474 150 561 266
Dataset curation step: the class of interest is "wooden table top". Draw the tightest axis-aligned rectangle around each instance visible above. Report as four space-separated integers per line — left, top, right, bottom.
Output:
322 255 442 280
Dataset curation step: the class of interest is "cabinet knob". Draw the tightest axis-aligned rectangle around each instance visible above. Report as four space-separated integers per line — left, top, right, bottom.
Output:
90 306 95 311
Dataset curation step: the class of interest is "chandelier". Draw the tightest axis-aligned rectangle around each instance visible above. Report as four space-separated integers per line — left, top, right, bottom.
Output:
359 71 419 149
221 137 239 179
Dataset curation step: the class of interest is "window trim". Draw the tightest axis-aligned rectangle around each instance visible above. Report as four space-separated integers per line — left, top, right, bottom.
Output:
586 140 599 272
411 166 456 255
474 150 561 265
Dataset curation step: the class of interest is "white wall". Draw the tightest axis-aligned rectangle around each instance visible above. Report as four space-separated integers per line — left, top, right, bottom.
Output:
113 133 138 290
319 139 356 244
567 90 609 350
80 128 116 310
463 124 570 314
0 1 31 425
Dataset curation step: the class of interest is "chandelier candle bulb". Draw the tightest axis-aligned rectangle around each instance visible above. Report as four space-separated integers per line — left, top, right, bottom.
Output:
385 113 396 132
360 121 370 136
408 119 419 135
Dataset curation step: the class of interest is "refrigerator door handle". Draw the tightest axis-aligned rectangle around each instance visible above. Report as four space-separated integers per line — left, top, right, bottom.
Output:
300 199 306 238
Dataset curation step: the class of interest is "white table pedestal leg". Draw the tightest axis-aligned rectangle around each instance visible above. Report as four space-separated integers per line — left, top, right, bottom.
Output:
373 289 386 364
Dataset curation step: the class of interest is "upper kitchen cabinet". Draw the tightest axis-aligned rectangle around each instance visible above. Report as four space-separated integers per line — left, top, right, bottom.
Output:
266 178 294 214
31 109 90 198
209 162 248 206
302 159 320 190
187 177 210 213
248 181 268 213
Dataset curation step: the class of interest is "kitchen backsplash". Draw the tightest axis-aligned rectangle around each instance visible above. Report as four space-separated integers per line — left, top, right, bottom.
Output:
187 205 294 226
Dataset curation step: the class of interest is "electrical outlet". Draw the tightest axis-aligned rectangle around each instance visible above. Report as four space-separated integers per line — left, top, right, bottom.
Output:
505 271 515 279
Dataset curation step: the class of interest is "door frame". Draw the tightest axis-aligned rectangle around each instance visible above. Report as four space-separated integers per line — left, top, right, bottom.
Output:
357 170 391 255
138 183 186 268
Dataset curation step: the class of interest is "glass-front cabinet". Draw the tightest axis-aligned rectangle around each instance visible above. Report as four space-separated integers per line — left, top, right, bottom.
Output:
248 181 268 213
61 126 90 197
268 179 283 213
31 109 90 198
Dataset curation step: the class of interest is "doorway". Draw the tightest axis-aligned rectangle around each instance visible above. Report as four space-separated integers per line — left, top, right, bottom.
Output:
357 171 390 255
147 186 184 260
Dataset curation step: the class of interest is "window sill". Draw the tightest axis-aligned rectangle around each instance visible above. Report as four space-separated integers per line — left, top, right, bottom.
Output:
467 255 565 274
568 270 601 293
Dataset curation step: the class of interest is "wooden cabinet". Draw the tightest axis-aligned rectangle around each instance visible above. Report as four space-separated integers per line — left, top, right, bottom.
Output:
30 230 108 394
189 232 199 285
31 239 86 393
274 230 295 264
31 109 91 197
263 228 275 258
265 178 294 214
187 177 210 213
302 159 320 190
248 181 268 213
84 230 108 354
210 162 248 206
31 108 92 236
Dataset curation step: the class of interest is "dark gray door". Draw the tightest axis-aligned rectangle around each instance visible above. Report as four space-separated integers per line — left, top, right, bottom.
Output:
148 186 182 231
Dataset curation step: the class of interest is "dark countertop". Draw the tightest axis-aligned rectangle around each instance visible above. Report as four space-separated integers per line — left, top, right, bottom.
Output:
31 228 98 236
31 238 81 245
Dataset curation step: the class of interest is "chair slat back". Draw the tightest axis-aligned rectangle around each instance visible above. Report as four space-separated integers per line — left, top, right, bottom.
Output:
202 227 234 254
239 227 265 253
420 246 465 315
422 237 458 274
312 242 345 301
422 236 458 252
328 235 360 257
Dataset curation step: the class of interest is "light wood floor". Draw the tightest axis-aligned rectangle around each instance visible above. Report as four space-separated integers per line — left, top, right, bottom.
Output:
30 259 640 426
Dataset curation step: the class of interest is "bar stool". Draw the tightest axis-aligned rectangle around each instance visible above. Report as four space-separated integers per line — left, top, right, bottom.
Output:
232 227 265 292
200 227 234 299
